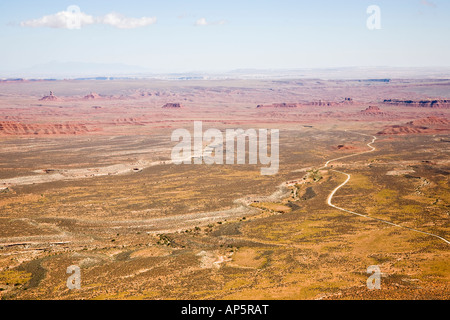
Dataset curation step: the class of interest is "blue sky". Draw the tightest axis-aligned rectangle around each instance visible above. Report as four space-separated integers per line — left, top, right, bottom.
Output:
0 0 449 74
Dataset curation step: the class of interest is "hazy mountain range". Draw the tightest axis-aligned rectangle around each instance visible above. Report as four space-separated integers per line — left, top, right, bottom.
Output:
1 62 450 80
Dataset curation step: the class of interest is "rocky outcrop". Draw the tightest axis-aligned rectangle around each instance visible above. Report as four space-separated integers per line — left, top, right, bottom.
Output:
111 118 145 125
407 116 449 126
83 92 102 100
378 115 449 135
332 144 358 151
361 106 389 116
39 91 60 101
377 125 430 135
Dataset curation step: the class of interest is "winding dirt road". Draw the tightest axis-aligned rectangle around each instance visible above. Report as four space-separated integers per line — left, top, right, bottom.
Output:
324 132 450 245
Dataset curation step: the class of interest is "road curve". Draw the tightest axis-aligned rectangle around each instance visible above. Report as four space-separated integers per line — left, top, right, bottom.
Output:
324 132 450 245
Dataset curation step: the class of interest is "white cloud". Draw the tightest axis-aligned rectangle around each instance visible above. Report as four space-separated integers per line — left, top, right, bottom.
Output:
194 18 226 26
195 18 208 26
20 10 95 29
20 7 156 29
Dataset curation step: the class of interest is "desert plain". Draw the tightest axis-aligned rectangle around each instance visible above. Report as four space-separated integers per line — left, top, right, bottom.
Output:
0 77 449 299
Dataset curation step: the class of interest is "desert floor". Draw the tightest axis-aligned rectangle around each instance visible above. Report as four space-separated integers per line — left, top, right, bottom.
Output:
0 78 449 299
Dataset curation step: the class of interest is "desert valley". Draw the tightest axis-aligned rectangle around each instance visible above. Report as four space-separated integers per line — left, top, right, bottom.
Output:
0 77 448 299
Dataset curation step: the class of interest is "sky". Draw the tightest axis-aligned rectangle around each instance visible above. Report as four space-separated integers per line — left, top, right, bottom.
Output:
0 0 449 75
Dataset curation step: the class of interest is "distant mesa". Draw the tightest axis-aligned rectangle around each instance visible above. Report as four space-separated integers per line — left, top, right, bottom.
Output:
39 91 60 101
309 100 341 107
383 99 450 108
308 98 353 107
257 103 300 108
257 99 353 108
162 103 183 108
0 78 25 83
